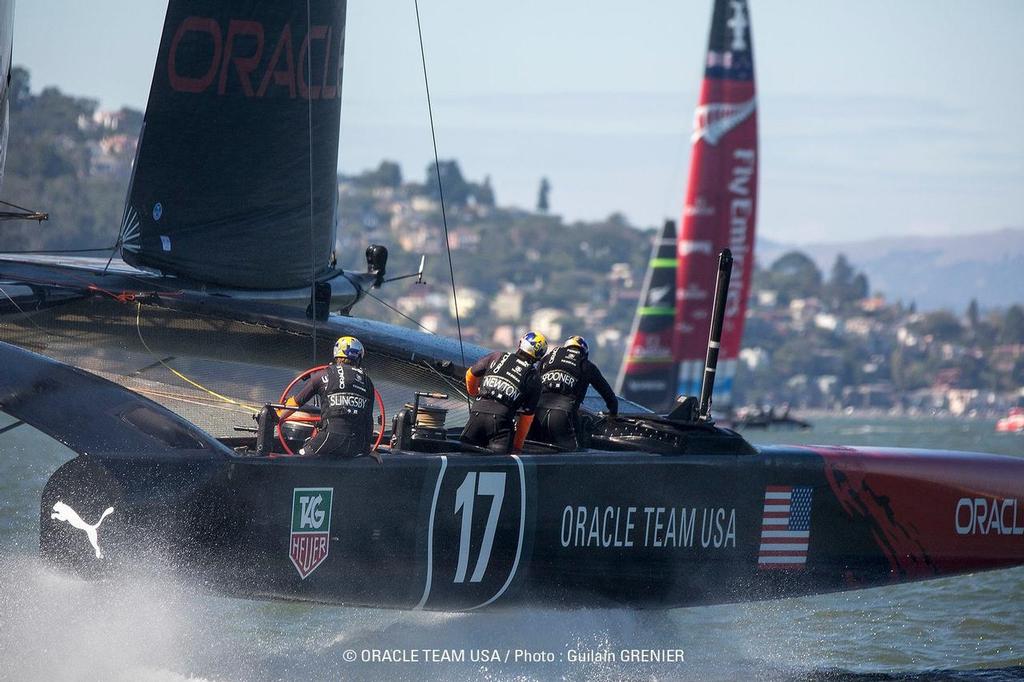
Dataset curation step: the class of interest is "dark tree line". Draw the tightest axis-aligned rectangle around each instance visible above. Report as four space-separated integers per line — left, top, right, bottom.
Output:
756 250 869 311
1 67 141 251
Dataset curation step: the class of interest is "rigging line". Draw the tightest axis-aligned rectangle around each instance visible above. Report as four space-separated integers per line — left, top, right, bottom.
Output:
0 420 26 436
85 261 190 293
363 288 436 335
6 267 183 302
338 269 436 335
0 212 47 222
340 278 470 400
662 111 690 223
102 241 120 275
343 278 469 398
134 301 259 412
306 0 318 367
131 386 252 414
0 246 115 254
414 0 466 370
0 198 43 214
0 285 72 340
418 358 471 402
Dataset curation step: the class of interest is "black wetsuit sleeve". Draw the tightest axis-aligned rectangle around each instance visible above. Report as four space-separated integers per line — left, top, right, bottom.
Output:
469 351 502 376
586 361 619 414
365 374 376 439
292 369 325 406
520 371 541 415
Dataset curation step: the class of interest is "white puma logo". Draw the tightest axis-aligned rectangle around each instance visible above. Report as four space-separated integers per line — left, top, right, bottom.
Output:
51 501 114 559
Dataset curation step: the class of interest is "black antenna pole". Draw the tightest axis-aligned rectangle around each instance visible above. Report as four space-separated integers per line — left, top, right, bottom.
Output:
698 249 733 421
306 0 318 366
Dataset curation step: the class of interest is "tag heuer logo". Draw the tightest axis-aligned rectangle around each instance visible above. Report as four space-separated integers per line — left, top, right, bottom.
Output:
290 487 333 579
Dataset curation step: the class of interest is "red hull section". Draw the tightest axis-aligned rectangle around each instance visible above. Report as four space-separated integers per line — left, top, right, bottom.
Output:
816 445 1024 580
674 0 758 407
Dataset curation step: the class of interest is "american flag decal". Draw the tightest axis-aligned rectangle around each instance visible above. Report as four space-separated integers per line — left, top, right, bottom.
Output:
758 485 812 569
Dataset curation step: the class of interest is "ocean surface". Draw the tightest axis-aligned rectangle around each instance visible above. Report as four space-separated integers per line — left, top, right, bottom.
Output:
1 413 1022 681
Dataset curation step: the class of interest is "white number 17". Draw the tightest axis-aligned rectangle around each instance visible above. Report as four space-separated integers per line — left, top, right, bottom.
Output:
453 472 506 583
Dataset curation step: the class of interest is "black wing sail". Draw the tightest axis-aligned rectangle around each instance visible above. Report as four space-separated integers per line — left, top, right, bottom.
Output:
121 0 346 289
616 219 678 411
0 0 12 191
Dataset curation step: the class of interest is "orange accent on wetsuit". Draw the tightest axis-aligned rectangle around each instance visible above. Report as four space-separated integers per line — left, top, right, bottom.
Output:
465 368 481 397
513 413 534 451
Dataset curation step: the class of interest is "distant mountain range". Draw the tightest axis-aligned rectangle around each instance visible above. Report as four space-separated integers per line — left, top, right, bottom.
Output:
757 227 1024 312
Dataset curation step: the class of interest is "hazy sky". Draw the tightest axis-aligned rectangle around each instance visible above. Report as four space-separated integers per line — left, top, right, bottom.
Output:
13 1 1024 243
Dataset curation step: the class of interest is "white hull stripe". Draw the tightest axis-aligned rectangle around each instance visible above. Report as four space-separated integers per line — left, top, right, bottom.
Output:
414 455 447 610
760 530 810 538
469 454 527 610
759 543 809 552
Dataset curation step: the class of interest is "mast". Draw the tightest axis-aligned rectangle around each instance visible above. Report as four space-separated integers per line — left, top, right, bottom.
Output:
673 0 758 410
0 0 12 192
616 219 678 410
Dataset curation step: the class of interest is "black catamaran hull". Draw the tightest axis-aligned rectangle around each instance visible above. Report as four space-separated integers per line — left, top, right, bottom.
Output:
39 439 1024 611
11 343 1023 611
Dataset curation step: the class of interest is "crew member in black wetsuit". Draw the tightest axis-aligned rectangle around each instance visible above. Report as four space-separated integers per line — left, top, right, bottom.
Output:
460 331 547 454
283 336 376 458
528 335 618 450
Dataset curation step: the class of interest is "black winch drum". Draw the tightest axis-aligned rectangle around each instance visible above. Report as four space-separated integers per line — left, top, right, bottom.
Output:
281 419 315 451
408 402 448 440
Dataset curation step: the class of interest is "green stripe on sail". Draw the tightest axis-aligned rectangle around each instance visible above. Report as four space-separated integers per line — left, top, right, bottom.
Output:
626 356 674 364
638 306 675 316
649 258 677 268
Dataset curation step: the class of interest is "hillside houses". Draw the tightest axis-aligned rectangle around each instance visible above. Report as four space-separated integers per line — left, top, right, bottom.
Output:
337 162 1022 415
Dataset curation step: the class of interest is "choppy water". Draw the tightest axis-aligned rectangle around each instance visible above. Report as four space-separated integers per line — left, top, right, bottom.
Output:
1 413 1022 681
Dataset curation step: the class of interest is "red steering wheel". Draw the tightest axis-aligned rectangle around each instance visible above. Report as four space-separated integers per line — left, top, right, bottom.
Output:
276 365 385 456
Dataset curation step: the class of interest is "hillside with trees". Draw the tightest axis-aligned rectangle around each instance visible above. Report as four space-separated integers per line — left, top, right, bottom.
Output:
2 68 1021 414
1 67 141 251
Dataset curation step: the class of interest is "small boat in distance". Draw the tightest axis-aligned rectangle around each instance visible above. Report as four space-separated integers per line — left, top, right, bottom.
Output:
732 404 811 430
996 407 1024 433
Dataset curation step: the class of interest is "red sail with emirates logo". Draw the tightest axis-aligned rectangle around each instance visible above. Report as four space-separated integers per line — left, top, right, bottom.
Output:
674 0 758 408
